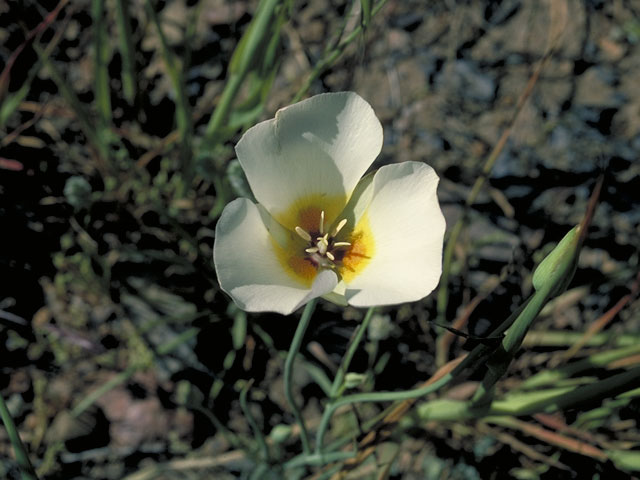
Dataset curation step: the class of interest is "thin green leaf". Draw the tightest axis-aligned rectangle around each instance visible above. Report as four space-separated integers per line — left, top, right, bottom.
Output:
33 43 109 162
0 84 29 128
0 393 39 480
292 0 389 103
115 0 136 103
203 0 283 146
361 0 372 28
329 307 375 399
608 450 640 472
92 0 112 128
520 344 640 390
284 298 317 455
412 367 640 422
144 0 192 170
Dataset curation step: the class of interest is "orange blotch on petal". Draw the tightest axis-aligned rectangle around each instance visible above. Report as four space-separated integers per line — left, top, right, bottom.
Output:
297 206 323 234
271 236 317 287
287 254 317 286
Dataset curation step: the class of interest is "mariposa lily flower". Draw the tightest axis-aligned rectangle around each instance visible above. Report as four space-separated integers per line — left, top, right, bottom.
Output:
214 92 445 315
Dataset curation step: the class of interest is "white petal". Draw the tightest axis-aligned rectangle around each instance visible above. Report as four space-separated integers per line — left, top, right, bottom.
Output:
235 92 383 229
214 198 338 315
344 162 446 307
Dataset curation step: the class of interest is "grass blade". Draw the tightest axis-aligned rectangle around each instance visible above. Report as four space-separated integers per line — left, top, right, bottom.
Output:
92 0 112 128
203 0 282 146
0 392 39 480
114 0 137 104
144 0 192 173
33 43 109 164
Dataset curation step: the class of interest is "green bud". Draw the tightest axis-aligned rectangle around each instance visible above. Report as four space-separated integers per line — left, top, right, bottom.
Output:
532 225 581 296
344 372 367 389
269 424 292 444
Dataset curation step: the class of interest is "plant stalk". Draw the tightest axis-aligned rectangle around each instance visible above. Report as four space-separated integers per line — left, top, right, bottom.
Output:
284 298 318 454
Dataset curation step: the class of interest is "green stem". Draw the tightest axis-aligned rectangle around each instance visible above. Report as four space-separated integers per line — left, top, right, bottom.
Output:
203 0 281 144
472 226 583 405
292 0 389 103
520 343 640 390
284 298 317 454
0 392 39 480
413 366 640 422
284 450 356 469
329 307 375 399
204 73 243 144
115 0 137 103
523 330 640 349
92 0 112 129
493 366 640 417
312 308 375 456
315 371 454 453
144 0 192 178
308 307 377 457
33 44 109 163
435 216 465 327
470 283 554 406
314 297 535 452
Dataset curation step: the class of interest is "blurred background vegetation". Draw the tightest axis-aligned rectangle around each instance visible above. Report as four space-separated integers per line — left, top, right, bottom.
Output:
1 0 639 478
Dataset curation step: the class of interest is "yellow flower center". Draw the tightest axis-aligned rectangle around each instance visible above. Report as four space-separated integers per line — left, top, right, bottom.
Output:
274 193 346 233
272 199 374 287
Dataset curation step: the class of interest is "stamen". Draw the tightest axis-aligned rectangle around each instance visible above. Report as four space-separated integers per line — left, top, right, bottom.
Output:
295 226 312 242
319 210 325 234
305 247 319 253
333 241 351 248
331 218 347 237
326 251 335 261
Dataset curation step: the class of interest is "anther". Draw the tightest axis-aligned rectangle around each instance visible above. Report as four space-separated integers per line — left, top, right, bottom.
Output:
295 226 311 242
326 252 335 261
331 218 347 237
333 241 351 248
319 210 325 234
305 247 319 253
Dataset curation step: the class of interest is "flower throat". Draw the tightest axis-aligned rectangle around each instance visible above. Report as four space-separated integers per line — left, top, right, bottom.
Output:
294 210 351 269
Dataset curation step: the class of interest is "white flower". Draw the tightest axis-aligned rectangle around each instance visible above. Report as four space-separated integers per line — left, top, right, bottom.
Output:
214 92 446 315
